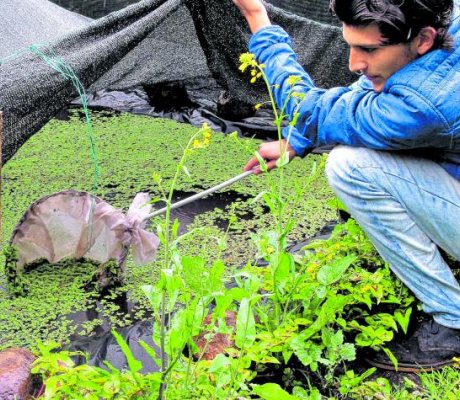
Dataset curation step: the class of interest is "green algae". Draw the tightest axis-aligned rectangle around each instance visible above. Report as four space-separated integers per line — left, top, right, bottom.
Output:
0 110 337 350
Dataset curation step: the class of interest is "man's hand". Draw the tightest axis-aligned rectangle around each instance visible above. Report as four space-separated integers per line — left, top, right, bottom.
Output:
244 139 297 174
232 0 271 33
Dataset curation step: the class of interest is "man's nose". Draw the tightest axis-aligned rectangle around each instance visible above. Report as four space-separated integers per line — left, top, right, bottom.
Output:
348 49 367 74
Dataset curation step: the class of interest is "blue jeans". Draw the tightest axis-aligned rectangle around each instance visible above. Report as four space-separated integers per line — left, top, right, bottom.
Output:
325 146 460 329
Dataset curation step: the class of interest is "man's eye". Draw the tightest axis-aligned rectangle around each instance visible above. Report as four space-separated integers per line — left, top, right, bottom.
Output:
361 47 377 54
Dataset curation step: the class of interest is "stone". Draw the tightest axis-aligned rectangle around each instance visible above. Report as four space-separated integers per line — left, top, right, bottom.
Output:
195 311 237 360
0 348 36 400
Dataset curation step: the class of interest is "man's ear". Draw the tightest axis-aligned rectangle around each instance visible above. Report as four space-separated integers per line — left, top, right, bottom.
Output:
413 26 437 55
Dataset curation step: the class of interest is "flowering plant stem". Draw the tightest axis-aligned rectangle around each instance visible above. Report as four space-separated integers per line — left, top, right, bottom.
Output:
157 124 212 399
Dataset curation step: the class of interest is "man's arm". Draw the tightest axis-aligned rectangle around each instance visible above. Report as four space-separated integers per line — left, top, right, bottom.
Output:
249 26 450 153
234 0 298 172
233 0 271 33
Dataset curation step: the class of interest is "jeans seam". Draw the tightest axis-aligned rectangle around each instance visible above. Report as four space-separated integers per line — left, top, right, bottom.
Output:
350 165 460 210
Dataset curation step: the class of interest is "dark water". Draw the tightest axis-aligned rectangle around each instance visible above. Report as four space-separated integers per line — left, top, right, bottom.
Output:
153 190 251 235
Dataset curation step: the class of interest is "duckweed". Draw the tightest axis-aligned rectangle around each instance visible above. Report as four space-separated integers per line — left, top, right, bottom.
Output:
0 110 337 350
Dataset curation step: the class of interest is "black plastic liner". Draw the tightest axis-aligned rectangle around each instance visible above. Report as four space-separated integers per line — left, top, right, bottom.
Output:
76 85 280 140
69 320 161 373
78 85 335 153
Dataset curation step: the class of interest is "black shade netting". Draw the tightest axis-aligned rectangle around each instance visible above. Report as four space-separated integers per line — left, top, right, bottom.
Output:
0 0 354 164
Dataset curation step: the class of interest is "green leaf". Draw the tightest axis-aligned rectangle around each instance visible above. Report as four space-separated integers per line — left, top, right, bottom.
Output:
254 150 268 172
322 328 344 349
162 269 182 310
171 218 181 240
209 353 231 372
103 378 120 395
214 291 234 319
292 386 309 400
395 308 412 334
289 112 300 127
252 190 268 204
252 383 299 400
326 197 349 212
112 330 143 374
209 354 232 387
181 164 191 178
275 151 290 168
382 346 399 371
317 254 357 285
141 284 162 313
339 343 356 361
290 336 325 368
228 287 249 302
274 252 294 290
138 340 162 368
167 308 190 354
299 295 351 340
209 260 225 293
235 297 256 349
181 255 206 293
308 388 322 400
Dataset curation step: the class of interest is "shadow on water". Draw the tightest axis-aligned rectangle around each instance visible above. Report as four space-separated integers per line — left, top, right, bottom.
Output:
151 189 252 235
66 290 161 374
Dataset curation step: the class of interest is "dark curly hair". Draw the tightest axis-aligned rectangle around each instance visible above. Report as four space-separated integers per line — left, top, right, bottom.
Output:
329 0 454 49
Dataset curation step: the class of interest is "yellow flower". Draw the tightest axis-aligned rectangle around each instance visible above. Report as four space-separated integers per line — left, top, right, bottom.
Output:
239 52 256 70
192 139 202 149
200 124 212 147
239 52 264 83
287 75 302 86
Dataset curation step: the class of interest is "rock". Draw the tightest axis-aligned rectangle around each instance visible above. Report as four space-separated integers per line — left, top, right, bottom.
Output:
0 348 36 400
195 311 237 360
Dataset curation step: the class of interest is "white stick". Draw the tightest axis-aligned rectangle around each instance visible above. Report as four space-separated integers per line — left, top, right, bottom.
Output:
145 170 254 220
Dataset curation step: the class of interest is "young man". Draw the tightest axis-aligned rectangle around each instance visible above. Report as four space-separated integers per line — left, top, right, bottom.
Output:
234 0 460 371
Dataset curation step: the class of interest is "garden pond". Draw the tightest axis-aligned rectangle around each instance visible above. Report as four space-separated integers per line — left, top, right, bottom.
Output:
1 110 460 399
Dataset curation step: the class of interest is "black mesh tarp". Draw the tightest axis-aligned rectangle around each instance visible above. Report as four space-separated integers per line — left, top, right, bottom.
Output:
269 0 340 26
50 0 140 18
0 0 91 59
0 0 354 164
50 0 341 25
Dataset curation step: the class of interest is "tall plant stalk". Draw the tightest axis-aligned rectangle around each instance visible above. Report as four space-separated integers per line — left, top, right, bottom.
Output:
239 53 305 325
156 125 212 400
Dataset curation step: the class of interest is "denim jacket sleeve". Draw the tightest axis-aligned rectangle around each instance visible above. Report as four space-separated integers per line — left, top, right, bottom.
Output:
248 26 450 156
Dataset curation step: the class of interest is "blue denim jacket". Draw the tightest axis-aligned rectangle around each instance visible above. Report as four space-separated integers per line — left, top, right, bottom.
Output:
248 15 460 179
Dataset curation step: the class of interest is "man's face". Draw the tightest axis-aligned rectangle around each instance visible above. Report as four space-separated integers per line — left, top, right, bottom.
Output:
342 23 419 92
